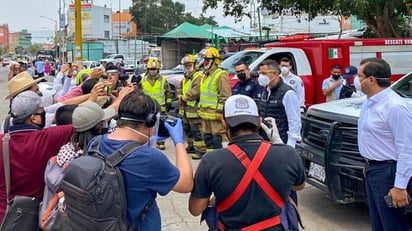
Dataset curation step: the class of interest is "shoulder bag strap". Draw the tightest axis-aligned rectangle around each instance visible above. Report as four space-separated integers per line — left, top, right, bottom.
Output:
106 140 143 166
2 132 11 199
217 142 272 213
91 136 150 230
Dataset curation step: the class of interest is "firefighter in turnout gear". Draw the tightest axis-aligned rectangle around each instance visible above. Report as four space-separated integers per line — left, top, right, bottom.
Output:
177 54 206 159
197 47 231 157
141 58 173 150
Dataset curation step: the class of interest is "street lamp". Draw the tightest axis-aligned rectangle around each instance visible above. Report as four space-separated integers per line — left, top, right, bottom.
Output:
40 16 58 46
40 16 58 36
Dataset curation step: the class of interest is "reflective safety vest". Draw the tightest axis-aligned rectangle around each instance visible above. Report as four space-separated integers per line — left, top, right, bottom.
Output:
199 68 226 109
141 75 166 105
182 72 202 107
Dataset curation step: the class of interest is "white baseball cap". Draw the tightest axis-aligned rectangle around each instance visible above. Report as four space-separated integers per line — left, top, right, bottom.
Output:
223 95 259 127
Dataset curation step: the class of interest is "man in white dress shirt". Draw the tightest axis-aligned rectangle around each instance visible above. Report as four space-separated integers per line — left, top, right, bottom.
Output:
279 57 305 111
358 57 411 231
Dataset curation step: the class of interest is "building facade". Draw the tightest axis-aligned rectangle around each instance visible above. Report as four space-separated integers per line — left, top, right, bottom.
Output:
67 2 137 40
0 24 9 48
112 11 137 39
8 29 32 53
260 8 364 35
68 2 112 39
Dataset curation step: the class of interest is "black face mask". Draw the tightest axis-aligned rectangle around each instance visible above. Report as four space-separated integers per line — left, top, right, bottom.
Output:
237 73 247 81
34 111 46 128
332 74 340 80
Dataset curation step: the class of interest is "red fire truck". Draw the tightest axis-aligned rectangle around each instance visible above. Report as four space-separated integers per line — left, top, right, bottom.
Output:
263 38 412 106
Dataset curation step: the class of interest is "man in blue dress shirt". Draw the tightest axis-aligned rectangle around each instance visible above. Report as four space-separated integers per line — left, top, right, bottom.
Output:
358 57 412 231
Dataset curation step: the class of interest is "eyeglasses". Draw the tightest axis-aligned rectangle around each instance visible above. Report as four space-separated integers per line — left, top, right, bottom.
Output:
33 111 45 116
258 70 276 75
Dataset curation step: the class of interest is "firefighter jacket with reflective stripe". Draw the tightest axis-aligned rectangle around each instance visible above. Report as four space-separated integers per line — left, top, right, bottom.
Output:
178 72 203 118
141 75 173 107
198 68 231 120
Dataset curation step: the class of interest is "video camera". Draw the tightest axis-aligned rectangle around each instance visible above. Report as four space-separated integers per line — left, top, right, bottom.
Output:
157 115 177 138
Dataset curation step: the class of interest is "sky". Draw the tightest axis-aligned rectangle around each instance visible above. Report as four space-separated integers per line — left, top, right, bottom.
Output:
0 0 250 33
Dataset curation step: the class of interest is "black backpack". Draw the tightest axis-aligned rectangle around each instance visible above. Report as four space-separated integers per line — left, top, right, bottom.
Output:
61 136 155 231
339 84 355 99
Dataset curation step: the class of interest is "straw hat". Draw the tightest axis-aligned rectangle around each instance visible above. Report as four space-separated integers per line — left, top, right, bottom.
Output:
5 71 44 99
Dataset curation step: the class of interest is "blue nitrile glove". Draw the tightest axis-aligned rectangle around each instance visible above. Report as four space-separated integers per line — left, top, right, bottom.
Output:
164 117 184 145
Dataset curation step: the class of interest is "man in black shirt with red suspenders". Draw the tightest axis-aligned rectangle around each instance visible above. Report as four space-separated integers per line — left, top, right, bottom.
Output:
189 94 305 230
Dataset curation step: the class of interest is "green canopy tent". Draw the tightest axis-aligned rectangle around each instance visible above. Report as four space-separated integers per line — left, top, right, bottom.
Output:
159 22 232 69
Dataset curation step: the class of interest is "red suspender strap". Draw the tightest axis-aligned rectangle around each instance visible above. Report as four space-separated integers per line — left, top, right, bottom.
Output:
218 142 284 212
217 142 284 230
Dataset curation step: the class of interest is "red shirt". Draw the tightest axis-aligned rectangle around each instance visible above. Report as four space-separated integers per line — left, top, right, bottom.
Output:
0 124 73 221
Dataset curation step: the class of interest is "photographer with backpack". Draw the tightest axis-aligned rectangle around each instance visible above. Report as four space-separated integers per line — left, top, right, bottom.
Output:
62 90 193 231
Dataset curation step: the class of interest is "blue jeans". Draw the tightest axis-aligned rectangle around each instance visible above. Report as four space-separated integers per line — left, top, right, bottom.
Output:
364 162 409 231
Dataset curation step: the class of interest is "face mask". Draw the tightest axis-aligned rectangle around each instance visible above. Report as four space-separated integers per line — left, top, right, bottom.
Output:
73 71 78 76
237 73 247 81
204 59 214 71
332 74 340 80
354 76 361 93
124 126 149 140
281 66 289 75
258 74 270 86
184 64 194 75
148 70 158 77
35 111 46 128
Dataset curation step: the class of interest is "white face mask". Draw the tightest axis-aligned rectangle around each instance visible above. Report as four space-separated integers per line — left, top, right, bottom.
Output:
184 63 194 75
148 70 158 77
354 76 361 93
281 66 289 75
258 74 270 86
124 126 149 139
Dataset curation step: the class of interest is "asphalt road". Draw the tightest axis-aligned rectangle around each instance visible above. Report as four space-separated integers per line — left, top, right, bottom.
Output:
0 66 374 230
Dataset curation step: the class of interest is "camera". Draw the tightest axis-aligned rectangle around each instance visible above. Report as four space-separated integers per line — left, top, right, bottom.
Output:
158 115 177 138
104 84 112 96
161 115 177 127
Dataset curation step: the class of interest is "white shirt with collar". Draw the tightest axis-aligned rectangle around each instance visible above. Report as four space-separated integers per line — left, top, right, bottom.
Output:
281 72 305 108
358 88 412 189
265 87 302 148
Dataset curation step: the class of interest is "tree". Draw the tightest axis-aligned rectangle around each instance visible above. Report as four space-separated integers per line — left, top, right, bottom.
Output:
202 0 410 38
0 44 8 56
129 0 217 35
27 44 43 56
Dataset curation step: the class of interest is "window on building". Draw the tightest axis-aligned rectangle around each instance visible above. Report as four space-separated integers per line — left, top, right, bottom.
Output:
104 15 109 23
104 31 110 39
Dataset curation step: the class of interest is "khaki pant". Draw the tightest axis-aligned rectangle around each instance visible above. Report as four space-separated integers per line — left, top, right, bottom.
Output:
201 119 227 151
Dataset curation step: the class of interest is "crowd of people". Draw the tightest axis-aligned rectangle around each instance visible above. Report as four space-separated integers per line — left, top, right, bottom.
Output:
0 49 410 231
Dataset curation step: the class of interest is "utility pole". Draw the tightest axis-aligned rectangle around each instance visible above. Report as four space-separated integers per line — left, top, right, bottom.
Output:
115 0 121 54
75 0 82 63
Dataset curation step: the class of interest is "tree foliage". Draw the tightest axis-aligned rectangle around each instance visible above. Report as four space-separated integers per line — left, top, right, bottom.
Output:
129 0 218 35
27 44 43 56
202 0 410 38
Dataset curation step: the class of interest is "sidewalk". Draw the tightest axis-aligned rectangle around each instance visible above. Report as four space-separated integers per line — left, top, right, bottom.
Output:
157 139 208 231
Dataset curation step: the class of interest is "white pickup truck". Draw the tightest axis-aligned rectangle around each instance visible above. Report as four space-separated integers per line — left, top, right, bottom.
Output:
296 72 412 212
98 54 125 66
